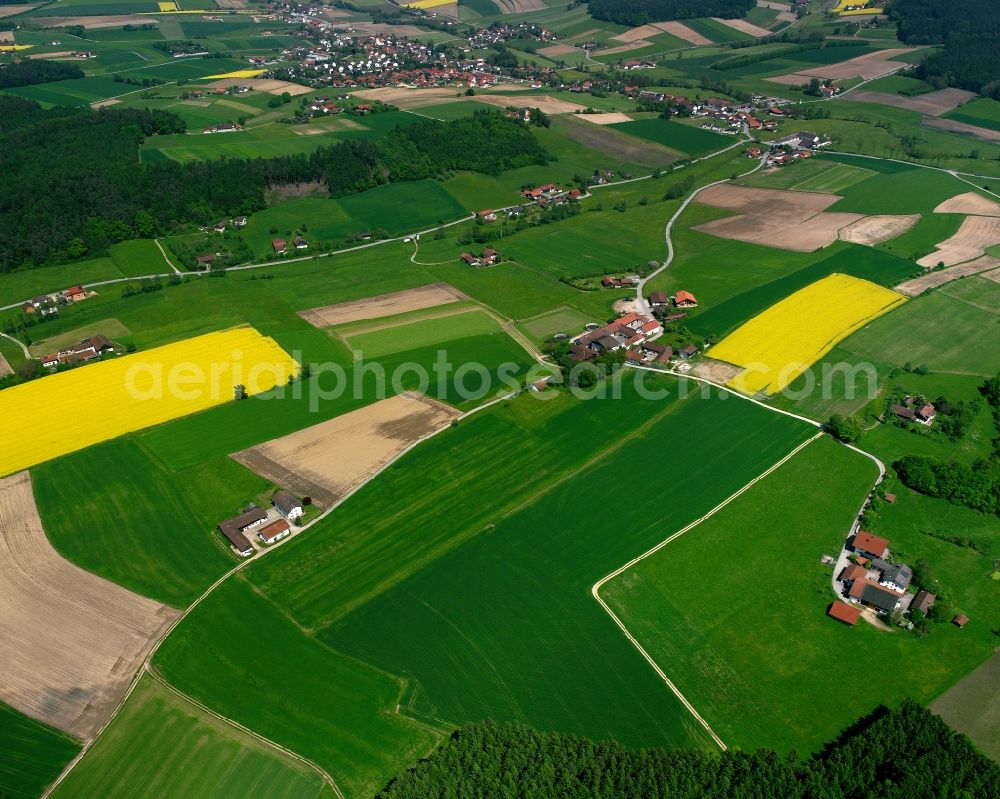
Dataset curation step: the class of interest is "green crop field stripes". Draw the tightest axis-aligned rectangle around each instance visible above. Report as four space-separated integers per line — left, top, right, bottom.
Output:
0 702 80 799
603 436 1000 753
211 378 815 781
609 118 733 156
51 676 328 799
789 163 875 194
343 310 503 359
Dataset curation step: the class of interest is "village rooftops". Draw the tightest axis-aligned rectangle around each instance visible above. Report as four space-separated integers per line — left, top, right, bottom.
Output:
674 290 698 307
838 563 867 583
258 518 291 544
853 530 888 558
953 614 969 628
273 490 302 519
871 558 912 591
828 602 861 626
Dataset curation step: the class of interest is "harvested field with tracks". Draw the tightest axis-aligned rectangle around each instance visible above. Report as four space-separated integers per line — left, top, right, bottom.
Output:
916 216 1000 267
924 117 1000 143
849 88 975 117
231 394 461 508
493 0 545 11
710 16 771 37
768 48 922 84
935 192 1000 216
0 352 11 378
581 112 633 125
556 115 679 167
204 78 312 96
537 43 579 57
693 184 862 251
297 283 467 328
0 472 178 739
612 24 664 43
838 214 920 245
654 20 711 45
895 255 1000 296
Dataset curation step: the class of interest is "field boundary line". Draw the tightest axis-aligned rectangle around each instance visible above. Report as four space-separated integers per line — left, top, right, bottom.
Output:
591 431 823 752
144 666 342 796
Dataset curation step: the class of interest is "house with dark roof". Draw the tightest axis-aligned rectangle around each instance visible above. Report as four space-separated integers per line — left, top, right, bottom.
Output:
679 344 698 359
218 508 267 556
273 490 303 522
272 239 287 255
911 589 935 615
871 558 912 592
648 291 669 309
853 580 903 614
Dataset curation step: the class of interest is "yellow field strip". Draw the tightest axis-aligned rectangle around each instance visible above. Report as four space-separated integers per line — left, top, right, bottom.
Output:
0 327 298 477
709 273 906 396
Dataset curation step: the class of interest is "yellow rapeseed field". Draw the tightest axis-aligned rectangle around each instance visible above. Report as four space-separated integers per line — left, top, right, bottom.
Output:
0 327 298 477
157 2 178 11
709 273 906 396
202 68 269 79
405 0 454 9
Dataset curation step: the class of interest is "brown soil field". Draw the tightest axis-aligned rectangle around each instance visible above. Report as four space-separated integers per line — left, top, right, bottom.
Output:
205 78 312 96
581 112 633 125
474 94 588 114
838 214 920 245
350 21 430 37
917 216 1000 267
232 393 461 508
0 472 178 739
215 0 247 7
693 184 862 252
0 30 13 42
0 353 12 378
849 87 975 117
493 0 544 11
538 43 580 57
710 16 771 37
923 117 1000 143
0 5 37 18
757 0 791 10
612 24 663 43
775 10 797 22
554 114 679 168
768 47 922 84
27 51 74 59
895 255 1000 297
691 359 744 384
565 28 602 42
931 651 1000 760
40 14 150 28
653 21 711 45
597 40 653 57
354 86 460 108
90 98 121 109
935 192 1000 217
298 283 468 328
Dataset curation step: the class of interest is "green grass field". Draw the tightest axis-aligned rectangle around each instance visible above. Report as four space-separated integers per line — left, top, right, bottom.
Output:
0 258 123 308
227 379 813 770
0 702 80 799
942 98 1000 133
610 118 733 156
154 577 438 799
343 309 501 358
33 439 265 606
603 435 999 753
516 306 595 342
51 676 330 799
109 239 171 277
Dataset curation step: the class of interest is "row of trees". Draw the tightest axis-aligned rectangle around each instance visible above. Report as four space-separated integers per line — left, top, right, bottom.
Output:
0 95 549 272
889 0 1000 98
587 0 755 26
377 701 999 798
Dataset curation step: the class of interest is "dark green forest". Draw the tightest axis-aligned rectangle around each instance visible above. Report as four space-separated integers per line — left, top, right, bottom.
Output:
0 95 547 272
377 702 999 799
889 0 1000 98
0 59 84 89
587 0 755 26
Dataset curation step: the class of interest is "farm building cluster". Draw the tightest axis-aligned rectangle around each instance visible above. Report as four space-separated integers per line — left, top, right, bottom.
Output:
890 395 937 426
217 489 305 557
567 312 698 367
827 530 965 629
22 285 91 317
40 335 120 370
460 248 500 267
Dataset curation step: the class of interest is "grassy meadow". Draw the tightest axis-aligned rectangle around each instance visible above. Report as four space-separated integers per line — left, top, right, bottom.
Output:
604 436 999 753
51 676 330 799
